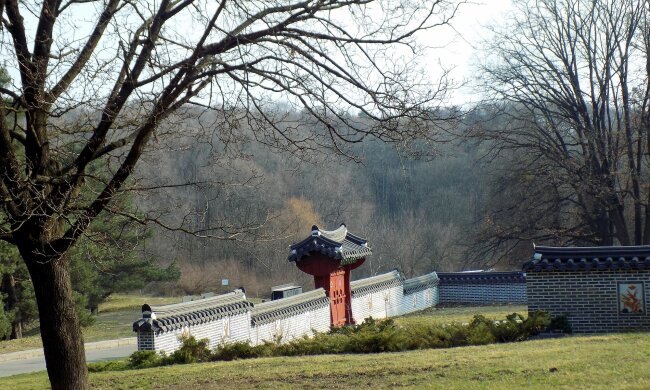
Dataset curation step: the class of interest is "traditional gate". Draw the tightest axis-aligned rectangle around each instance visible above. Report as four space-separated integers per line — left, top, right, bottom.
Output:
288 224 371 326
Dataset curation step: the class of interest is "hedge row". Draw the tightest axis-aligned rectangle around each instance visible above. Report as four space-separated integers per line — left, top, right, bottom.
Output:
90 310 561 372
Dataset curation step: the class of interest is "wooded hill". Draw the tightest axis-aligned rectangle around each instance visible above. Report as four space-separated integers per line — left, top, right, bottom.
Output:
131 107 502 297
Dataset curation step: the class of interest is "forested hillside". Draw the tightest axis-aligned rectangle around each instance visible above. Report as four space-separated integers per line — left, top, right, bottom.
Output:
132 108 498 296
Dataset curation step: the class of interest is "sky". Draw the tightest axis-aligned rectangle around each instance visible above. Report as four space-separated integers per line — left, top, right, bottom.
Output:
421 0 514 104
0 1 514 107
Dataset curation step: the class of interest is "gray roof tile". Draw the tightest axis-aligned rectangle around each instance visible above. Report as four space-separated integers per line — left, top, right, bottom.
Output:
403 271 439 294
251 288 329 325
351 269 402 297
524 245 650 272
288 224 372 264
437 272 525 285
133 291 252 333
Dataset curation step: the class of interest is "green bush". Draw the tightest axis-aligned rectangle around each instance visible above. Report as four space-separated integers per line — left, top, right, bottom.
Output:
128 350 164 369
524 310 551 335
467 318 497 345
168 335 211 364
549 314 572 333
88 360 129 372
212 341 273 361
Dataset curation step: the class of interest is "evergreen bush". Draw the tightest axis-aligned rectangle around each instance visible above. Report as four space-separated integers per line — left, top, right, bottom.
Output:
122 311 554 371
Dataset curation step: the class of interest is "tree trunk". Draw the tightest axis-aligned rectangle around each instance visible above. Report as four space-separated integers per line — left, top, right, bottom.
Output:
24 256 88 390
10 321 22 340
1 273 22 339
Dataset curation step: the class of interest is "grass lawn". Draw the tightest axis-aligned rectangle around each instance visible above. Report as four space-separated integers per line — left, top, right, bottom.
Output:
395 304 528 327
0 294 180 355
2 332 649 389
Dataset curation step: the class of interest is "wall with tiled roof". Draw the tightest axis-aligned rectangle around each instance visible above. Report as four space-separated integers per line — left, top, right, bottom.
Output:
525 245 650 333
136 270 522 354
398 286 439 315
251 305 330 345
527 270 650 333
351 284 403 322
437 272 527 305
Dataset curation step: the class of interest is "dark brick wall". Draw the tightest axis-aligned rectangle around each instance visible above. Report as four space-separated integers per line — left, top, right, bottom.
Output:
137 330 154 351
527 270 650 333
437 272 527 305
438 283 527 305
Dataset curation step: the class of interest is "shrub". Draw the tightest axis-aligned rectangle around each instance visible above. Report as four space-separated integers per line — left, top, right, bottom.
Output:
467 317 497 345
117 311 553 371
524 310 551 336
549 314 572 333
212 341 273 361
128 350 163 369
403 323 454 349
88 360 129 372
168 335 211 364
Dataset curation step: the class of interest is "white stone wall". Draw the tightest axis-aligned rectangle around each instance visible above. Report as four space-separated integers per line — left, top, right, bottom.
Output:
140 273 441 354
399 287 438 315
226 312 253 344
150 313 253 354
351 284 437 324
251 304 330 345
351 289 391 322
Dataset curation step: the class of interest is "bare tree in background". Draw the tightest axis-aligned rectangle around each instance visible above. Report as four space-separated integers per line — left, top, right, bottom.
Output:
476 0 650 255
0 0 459 387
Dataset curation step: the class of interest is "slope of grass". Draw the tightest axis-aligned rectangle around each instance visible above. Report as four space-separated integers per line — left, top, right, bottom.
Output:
3 332 649 389
0 294 180 355
98 294 180 313
395 305 528 327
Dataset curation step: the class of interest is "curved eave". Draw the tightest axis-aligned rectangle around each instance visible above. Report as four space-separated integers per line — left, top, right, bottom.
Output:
133 295 253 334
350 270 402 297
403 271 439 294
527 245 650 272
288 238 371 263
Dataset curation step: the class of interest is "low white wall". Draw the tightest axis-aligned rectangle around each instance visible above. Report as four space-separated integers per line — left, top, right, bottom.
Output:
148 312 252 354
251 305 330 345
351 285 405 322
138 271 440 354
398 287 438 316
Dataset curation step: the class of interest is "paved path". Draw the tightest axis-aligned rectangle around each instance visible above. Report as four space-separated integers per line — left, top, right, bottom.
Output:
0 339 136 378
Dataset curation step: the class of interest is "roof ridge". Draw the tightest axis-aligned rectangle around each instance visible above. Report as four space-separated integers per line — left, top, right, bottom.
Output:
252 288 327 316
149 291 246 317
526 245 650 272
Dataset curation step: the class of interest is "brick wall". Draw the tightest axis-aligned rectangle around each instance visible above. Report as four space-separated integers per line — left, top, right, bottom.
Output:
527 270 650 333
437 272 527 305
137 330 154 351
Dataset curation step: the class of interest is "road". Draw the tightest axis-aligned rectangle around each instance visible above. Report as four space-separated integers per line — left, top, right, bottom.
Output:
0 344 136 378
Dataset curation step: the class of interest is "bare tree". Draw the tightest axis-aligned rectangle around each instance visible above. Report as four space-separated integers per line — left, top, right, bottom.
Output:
476 0 650 252
0 0 459 387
